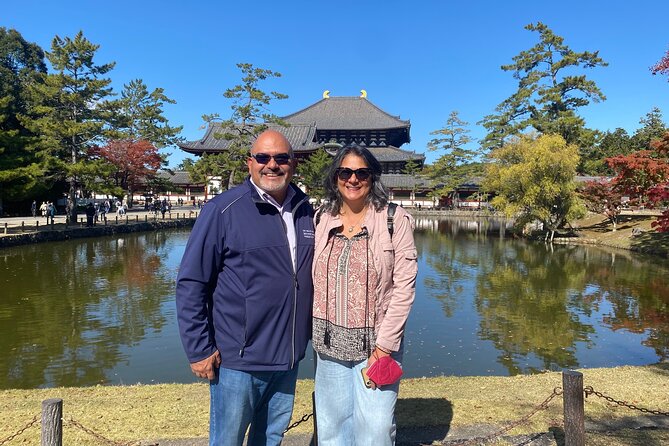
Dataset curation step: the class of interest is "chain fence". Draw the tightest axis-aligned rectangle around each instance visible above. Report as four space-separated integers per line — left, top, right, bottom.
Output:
2 380 667 446
584 385 669 417
0 414 155 446
284 412 314 433
443 387 563 446
0 414 38 445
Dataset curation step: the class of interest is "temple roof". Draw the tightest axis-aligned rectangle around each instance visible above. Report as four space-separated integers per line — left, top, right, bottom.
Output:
283 96 410 131
178 122 320 154
368 146 425 162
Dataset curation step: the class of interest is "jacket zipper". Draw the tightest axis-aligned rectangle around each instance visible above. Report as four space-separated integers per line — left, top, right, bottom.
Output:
288 196 308 369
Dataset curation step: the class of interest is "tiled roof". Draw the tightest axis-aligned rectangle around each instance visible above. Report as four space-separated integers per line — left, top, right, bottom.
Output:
178 122 320 154
367 146 425 162
283 97 410 130
380 174 432 189
157 170 200 185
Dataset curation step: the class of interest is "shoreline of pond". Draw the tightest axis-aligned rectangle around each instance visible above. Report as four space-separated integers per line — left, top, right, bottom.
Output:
2 208 667 259
0 214 197 248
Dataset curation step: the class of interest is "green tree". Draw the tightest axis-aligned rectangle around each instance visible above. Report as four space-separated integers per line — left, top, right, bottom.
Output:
579 128 631 174
297 148 331 200
0 28 47 214
482 134 585 242
190 63 287 191
100 79 183 205
110 79 183 148
426 111 481 199
631 107 666 151
480 22 607 150
23 31 115 222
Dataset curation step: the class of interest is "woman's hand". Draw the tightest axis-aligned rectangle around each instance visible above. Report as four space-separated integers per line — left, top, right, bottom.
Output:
365 347 391 390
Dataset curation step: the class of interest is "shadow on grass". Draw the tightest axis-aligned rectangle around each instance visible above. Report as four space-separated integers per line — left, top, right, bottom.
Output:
396 397 453 444
630 231 669 258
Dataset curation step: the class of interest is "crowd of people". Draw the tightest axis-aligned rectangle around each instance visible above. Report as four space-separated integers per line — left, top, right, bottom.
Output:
176 130 418 446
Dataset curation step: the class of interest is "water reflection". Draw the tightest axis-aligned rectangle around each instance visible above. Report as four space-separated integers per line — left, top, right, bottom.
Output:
410 217 669 376
1 218 668 388
0 232 183 388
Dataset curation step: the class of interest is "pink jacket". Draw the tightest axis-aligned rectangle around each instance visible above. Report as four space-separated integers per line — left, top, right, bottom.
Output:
313 204 418 352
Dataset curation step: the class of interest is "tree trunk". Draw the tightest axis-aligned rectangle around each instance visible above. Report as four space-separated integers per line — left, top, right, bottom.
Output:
227 169 236 191
68 180 77 224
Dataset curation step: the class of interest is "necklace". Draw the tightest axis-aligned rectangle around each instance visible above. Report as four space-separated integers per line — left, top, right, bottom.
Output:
343 209 367 233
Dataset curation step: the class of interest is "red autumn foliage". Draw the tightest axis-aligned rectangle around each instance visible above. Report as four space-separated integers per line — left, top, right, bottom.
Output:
602 131 669 232
649 132 669 231
651 48 669 79
91 139 162 193
579 179 624 229
606 151 669 204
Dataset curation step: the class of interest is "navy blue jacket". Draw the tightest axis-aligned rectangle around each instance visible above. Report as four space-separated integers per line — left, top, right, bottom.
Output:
176 179 315 371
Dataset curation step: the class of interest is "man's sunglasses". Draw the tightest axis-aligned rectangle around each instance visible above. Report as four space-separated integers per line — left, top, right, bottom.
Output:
250 153 293 165
336 168 372 181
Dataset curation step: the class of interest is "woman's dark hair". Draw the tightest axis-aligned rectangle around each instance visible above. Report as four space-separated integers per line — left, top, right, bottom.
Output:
322 144 388 215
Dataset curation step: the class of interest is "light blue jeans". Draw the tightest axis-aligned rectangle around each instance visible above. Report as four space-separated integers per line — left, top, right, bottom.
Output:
209 366 298 446
314 350 402 446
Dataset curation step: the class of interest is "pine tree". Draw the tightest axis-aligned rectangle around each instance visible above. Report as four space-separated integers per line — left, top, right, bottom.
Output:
0 28 47 214
191 63 287 191
23 31 115 222
480 22 607 150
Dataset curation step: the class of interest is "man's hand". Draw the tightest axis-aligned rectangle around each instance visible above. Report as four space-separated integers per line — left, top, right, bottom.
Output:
190 350 221 380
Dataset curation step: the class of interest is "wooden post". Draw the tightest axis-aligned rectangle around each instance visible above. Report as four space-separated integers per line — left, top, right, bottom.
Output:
145 215 148 222
3 222 7 234
136 215 139 222
41 398 62 446
125 215 128 224
563 370 585 446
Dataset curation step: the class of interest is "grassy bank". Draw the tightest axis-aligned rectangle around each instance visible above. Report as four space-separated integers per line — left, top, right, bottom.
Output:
1 364 667 445
558 212 669 258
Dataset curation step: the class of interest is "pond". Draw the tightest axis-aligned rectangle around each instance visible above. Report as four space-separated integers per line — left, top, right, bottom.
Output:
0 217 667 389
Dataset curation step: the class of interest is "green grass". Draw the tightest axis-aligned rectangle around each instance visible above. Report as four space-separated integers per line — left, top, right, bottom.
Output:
1 364 667 445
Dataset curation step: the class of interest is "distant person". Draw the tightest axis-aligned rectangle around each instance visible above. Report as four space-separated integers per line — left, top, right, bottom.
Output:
176 130 315 446
40 201 47 218
31 200 37 217
46 202 56 225
85 203 95 227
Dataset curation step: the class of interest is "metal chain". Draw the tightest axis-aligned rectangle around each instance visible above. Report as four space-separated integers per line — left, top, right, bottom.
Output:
444 387 563 446
584 386 669 417
284 412 314 433
66 418 146 446
0 415 39 445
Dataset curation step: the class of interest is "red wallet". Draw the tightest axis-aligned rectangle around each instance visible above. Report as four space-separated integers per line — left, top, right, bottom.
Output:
366 356 403 386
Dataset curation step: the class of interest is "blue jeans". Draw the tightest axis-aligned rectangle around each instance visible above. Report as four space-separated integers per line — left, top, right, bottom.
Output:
209 366 298 446
314 350 402 446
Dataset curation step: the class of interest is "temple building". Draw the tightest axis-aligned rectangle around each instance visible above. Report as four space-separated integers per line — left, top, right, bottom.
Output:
178 91 435 206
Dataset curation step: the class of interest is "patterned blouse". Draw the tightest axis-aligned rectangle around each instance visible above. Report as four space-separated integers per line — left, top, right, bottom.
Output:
312 229 379 361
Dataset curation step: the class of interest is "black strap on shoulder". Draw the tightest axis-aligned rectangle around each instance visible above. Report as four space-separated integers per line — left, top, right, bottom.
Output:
387 202 397 238
315 206 324 226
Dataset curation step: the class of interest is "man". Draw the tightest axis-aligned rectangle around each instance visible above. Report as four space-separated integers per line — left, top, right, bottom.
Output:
176 129 314 446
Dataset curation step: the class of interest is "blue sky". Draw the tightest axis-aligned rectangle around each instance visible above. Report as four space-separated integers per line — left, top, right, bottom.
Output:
5 1 669 167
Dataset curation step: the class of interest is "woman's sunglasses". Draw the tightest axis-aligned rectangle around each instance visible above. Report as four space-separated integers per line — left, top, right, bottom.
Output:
336 168 372 181
250 153 293 165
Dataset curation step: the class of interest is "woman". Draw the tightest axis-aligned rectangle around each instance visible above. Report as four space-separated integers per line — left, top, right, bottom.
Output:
312 145 418 445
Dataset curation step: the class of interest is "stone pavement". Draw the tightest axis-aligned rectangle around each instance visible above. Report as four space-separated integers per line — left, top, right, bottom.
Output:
0 205 200 232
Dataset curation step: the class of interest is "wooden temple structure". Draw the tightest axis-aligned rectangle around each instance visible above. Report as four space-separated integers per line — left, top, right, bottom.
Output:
177 91 435 206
